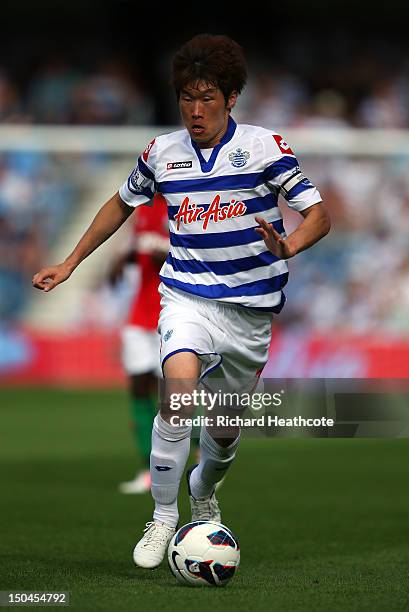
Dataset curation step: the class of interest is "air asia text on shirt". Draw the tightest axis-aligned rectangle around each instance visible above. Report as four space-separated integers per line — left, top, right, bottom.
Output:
174 195 247 230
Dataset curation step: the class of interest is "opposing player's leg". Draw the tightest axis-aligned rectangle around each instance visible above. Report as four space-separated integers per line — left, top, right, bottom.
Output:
120 326 160 494
133 351 200 568
119 372 156 494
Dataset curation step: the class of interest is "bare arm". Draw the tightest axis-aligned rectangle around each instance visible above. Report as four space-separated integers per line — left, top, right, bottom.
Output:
255 202 331 259
33 192 134 291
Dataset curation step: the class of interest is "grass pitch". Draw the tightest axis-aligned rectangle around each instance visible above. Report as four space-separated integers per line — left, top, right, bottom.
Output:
1 388 408 611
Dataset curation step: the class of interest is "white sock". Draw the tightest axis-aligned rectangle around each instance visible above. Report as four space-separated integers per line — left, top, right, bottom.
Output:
190 427 240 499
150 414 191 528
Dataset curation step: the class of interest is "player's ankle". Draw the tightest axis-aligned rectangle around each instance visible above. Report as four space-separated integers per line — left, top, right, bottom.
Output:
153 511 179 529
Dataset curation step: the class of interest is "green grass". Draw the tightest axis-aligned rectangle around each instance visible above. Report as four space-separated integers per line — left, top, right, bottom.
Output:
1 388 409 611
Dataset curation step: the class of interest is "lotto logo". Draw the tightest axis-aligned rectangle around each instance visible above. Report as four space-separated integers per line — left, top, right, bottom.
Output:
273 134 294 155
167 161 193 170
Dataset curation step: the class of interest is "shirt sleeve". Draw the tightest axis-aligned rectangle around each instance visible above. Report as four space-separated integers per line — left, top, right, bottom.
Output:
261 133 322 212
119 138 158 208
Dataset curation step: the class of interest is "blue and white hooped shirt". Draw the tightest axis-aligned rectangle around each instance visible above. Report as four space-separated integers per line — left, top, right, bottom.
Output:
119 116 322 312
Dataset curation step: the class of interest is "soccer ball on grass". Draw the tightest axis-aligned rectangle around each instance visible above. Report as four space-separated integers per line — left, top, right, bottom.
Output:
168 520 240 587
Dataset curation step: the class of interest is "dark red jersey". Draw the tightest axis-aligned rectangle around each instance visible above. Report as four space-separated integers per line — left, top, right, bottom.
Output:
128 194 169 329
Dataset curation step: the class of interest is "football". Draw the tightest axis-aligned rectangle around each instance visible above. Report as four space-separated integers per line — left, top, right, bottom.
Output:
167 521 240 587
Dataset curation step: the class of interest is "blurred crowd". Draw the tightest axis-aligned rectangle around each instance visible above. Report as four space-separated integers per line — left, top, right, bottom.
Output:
0 151 95 321
281 155 409 333
1 45 409 333
236 52 409 129
1 44 409 128
0 58 154 126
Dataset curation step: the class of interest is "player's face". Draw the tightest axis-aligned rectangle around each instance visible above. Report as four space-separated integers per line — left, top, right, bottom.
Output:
179 81 237 149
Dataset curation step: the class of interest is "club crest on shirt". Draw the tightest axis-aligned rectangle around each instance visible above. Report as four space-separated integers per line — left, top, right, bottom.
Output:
228 148 250 168
163 329 174 342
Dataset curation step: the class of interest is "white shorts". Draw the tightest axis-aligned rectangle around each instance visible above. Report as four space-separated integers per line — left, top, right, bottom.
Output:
158 283 273 392
121 325 162 377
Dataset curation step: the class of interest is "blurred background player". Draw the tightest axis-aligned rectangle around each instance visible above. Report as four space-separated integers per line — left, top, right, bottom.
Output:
116 194 169 494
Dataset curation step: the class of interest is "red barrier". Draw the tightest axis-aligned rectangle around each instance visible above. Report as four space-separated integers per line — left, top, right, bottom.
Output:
0 328 125 387
0 327 408 386
265 329 409 378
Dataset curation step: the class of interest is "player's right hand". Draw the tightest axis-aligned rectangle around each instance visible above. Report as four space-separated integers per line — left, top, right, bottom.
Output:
32 263 73 292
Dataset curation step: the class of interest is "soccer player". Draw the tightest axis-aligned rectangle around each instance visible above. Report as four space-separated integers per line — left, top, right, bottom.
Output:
33 34 330 569
117 194 169 494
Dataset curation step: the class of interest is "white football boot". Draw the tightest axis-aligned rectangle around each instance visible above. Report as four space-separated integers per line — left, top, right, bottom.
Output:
133 521 176 569
119 470 151 494
186 464 222 523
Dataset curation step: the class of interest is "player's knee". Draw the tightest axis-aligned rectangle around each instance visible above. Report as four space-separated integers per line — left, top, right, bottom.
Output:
160 378 198 419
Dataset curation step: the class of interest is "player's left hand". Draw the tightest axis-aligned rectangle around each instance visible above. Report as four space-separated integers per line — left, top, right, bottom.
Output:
254 216 296 259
